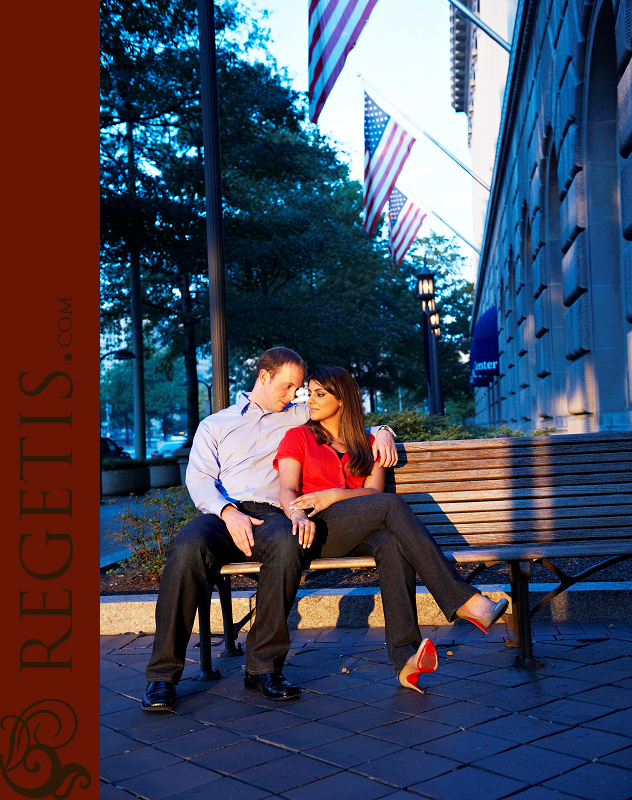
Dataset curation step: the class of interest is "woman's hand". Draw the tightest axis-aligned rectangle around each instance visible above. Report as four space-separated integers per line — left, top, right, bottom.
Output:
289 509 316 549
289 489 340 517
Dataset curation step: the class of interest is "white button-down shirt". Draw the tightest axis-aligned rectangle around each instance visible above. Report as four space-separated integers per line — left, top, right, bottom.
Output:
186 392 387 517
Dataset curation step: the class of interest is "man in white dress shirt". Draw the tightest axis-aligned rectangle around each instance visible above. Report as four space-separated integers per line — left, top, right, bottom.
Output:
142 347 397 710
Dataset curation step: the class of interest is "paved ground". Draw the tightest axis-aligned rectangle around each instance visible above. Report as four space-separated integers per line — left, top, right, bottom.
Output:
101 495 148 567
101 620 632 799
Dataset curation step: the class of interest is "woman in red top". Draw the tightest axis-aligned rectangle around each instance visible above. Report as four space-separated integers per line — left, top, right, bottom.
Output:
274 366 507 693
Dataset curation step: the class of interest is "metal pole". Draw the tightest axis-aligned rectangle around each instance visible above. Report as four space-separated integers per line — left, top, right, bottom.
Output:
430 330 443 415
448 0 511 52
422 311 438 415
197 0 230 412
401 185 481 254
361 76 491 192
127 120 147 461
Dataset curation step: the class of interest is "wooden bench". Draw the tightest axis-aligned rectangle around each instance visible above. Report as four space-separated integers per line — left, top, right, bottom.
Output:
195 431 632 678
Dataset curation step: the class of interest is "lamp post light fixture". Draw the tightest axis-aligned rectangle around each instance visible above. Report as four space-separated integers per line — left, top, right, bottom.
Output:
420 297 435 315
100 348 136 363
417 272 435 301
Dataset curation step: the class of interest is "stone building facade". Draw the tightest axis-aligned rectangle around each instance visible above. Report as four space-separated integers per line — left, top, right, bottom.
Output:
464 0 632 432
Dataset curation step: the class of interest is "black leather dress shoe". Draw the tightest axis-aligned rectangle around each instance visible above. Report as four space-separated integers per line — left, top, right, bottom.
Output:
141 681 177 712
244 671 300 700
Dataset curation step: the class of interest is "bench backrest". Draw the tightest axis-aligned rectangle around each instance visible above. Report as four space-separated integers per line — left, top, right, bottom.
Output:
387 432 632 559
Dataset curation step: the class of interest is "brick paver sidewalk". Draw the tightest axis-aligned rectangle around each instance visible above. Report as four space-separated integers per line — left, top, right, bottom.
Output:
101 620 632 799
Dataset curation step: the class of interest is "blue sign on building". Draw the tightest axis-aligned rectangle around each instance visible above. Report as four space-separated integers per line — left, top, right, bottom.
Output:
470 305 499 387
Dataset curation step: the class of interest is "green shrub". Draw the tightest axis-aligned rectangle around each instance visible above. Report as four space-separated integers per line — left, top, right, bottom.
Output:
106 486 201 580
101 457 151 471
148 456 180 466
365 410 555 442
365 411 475 442
482 424 556 438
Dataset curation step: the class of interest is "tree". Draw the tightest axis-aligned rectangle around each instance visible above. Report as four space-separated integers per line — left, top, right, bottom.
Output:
100 0 475 432
101 0 344 438
100 361 134 441
101 351 188 442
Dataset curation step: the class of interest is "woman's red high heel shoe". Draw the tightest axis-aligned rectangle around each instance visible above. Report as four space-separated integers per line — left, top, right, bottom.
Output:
398 639 438 694
415 638 439 672
457 598 508 633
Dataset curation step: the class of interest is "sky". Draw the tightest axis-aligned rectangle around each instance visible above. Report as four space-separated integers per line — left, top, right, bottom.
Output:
248 0 480 282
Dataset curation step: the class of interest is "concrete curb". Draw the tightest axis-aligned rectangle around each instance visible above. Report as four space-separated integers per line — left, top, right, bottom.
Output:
100 582 632 635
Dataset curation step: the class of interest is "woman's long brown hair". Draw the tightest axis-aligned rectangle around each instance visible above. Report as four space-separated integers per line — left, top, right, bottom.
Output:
306 366 374 477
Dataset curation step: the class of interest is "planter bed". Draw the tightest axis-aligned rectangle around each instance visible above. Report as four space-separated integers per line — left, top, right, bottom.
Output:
149 463 181 488
101 467 151 496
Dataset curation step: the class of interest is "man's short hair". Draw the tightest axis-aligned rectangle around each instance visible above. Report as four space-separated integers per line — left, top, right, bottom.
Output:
256 348 307 380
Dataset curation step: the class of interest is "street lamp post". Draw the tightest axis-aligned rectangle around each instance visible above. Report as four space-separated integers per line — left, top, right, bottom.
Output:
197 0 230 413
416 270 443 416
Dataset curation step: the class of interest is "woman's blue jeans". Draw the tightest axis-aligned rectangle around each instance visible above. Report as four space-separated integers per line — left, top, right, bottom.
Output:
313 493 479 673
146 494 478 682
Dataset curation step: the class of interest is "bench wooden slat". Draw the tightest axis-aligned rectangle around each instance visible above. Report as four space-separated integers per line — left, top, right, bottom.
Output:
407 493 632 514
398 453 632 471
408 505 632 523
218 557 379 575
398 432 632 455
392 451 631 475
386 473 632 493
396 440 632 462
450 542 632 562
431 528 632 546
424 517 632 534
420 512 631 526
397 482 632 503
217 543 632 576
390 461 632 484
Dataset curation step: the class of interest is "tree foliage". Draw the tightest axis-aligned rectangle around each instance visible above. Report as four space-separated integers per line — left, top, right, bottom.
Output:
101 351 187 439
100 0 475 433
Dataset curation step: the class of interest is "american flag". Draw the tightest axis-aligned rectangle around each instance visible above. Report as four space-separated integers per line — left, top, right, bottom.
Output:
388 188 427 263
363 92 416 235
309 0 379 123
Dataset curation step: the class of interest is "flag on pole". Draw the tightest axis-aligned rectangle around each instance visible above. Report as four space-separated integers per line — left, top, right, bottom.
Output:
309 0 379 123
363 92 415 235
388 188 427 263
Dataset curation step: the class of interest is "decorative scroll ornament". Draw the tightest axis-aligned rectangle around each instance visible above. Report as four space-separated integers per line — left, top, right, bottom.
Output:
0 699 91 798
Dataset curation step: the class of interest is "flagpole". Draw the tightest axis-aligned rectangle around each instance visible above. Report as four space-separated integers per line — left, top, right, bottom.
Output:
360 75 491 192
400 186 481 254
448 0 511 53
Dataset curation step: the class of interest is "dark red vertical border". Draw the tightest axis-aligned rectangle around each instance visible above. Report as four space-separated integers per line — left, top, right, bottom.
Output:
4 1 99 798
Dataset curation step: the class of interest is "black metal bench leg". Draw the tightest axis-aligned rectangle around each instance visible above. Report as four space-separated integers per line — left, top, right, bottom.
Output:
215 575 244 657
192 580 221 681
508 561 543 669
